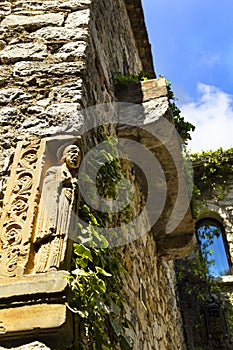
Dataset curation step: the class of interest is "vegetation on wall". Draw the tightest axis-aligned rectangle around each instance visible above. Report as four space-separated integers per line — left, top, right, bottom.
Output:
114 72 195 147
177 147 233 349
176 225 233 349
114 71 148 87
160 77 233 348
67 130 134 350
176 224 221 300
189 147 233 218
165 78 195 147
67 236 133 350
191 147 233 200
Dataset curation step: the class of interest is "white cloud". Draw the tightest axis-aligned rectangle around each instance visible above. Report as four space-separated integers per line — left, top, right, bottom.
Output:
180 83 233 152
197 53 221 68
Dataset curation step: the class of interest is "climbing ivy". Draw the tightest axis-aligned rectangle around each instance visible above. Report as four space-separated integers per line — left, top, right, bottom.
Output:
187 147 233 277
114 71 148 88
67 130 134 350
191 147 233 200
114 73 195 146
177 147 233 348
176 225 221 302
165 78 195 147
67 239 133 349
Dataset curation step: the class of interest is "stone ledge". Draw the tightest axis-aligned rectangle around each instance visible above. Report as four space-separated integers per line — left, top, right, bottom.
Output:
141 78 168 101
116 77 168 104
0 270 68 299
0 304 66 333
217 275 233 284
116 77 195 260
0 341 50 350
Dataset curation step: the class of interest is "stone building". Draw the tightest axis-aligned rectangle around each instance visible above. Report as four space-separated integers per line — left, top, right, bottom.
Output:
0 1 197 349
176 155 233 350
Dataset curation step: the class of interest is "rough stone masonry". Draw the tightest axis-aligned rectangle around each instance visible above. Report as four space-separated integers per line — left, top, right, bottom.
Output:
0 1 194 349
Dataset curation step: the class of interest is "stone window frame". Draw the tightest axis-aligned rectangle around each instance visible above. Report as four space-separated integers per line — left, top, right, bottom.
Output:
195 216 233 276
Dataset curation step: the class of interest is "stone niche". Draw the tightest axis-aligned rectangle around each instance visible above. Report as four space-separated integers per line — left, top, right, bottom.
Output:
0 135 82 349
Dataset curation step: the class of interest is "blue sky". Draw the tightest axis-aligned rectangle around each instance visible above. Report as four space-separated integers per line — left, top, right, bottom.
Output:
142 0 233 152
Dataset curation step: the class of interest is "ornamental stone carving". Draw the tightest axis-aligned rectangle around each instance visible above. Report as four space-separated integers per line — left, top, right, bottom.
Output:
33 144 81 273
0 137 81 277
0 140 43 277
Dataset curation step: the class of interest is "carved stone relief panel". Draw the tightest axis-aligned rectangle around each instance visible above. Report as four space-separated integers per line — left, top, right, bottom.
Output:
0 139 44 277
0 136 81 277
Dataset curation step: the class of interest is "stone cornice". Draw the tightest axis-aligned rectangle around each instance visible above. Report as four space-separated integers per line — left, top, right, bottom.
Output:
124 0 156 78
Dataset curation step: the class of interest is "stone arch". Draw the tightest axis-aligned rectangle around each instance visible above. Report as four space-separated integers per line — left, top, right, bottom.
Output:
196 203 233 275
195 209 233 276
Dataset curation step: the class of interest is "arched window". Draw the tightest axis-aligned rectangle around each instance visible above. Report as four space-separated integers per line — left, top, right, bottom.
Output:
196 218 233 277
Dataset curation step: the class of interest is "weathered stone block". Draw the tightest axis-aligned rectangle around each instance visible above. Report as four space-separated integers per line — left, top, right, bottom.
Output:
0 88 32 106
0 40 6 50
0 65 13 86
44 102 81 119
65 9 90 28
0 1 11 19
0 42 48 64
30 26 89 43
14 0 91 12
49 80 83 102
141 78 168 101
0 304 66 333
14 61 85 77
55 41 87 61
1 13 65 30
27 106 45 114
0 270 68 298
0 341 51 350
0 107 18 125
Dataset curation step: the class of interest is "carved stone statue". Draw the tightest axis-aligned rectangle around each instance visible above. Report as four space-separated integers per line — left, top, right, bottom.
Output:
32 144 81 273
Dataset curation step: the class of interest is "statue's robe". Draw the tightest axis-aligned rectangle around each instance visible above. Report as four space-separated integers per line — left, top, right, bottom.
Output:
33 163 78 272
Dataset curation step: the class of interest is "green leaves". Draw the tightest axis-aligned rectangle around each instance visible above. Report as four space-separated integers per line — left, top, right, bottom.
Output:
191 147 233 208
120 335 134 350
110 317 122 336
165 78 195 146
67 129 134 349
74 243 93 261
114 71 149 87
68 245 133 349
95 266 112 277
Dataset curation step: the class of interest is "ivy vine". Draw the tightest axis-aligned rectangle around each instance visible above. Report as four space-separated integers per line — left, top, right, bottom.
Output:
191 147 233 199
67 130 134 349
177 147 233 347
165 78 195 147
114 71 148 88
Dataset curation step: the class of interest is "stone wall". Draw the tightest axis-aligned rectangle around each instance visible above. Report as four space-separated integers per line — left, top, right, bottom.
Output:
194 173 233 270
177 165 233 349
123 234 186 350
196 173 233 346
0 1 192 349
0 0 147 185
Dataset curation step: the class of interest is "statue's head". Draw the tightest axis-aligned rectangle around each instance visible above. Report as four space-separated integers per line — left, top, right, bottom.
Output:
62 145 81 169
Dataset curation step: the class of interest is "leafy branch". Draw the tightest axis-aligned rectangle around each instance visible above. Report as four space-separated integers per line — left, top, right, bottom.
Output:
191 147 233 199
165 78 195 146
67 129 134 349
114 71 148 88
